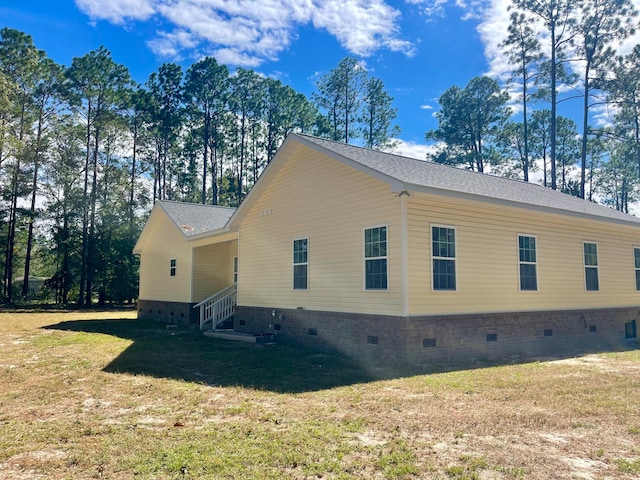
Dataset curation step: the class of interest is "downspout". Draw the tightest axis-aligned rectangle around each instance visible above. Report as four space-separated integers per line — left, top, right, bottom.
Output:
400 192 410 317
190 246 195 304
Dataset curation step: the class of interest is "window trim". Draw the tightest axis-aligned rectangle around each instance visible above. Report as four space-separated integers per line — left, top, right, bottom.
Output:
363 225 389 291
292 237 309 291
518 234 538 292
634 247 640 291
170 258 176 277
583 241 599 292
431 224 457 292
233 256 238 284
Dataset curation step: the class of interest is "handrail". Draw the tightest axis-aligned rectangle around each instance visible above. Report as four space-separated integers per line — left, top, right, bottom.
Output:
193 282 237 308
195 283 237 330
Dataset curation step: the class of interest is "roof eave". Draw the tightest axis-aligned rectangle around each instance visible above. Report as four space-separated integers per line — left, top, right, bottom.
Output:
186 226 237 242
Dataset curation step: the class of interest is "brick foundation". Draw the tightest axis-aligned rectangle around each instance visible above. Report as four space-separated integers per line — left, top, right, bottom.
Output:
137 299 199 326
234 306 640 366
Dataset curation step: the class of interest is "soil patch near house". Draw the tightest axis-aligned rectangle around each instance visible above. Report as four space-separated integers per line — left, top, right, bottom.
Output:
1 309 639 479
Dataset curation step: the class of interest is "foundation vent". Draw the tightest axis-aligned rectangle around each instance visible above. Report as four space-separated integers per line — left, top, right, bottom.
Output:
423 338 436 348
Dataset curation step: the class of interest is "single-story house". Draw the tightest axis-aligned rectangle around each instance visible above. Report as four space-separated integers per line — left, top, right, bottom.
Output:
134 133 639 366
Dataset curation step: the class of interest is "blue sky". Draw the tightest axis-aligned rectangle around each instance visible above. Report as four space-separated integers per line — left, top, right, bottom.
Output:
4 0 640 159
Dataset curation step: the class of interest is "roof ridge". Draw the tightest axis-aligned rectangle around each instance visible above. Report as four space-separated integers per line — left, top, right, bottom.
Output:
157 199 236 210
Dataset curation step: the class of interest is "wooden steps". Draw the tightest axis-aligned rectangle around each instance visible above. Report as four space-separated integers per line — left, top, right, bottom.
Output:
203 330 275 344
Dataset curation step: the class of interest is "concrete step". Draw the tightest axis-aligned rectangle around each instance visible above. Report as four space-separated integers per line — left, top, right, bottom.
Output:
203 329 275 344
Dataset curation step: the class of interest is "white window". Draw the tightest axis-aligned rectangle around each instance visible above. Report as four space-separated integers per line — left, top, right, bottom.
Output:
364 226 388 290
170 259 176 277
432 225 456 291
293 238 308 290
518 235 537 291
583 242 599 291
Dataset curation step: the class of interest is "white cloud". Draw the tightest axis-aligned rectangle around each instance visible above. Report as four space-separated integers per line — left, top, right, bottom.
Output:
420 104 433 110
75 0 414 67
75 0 156 24
147 29 200 60
394 139 438 160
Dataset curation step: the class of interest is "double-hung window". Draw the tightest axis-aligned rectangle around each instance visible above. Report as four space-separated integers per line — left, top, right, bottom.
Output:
170 259 176 277
634 248 640 291
518 235 537 291
293 238 308 290
364 226 388 290
583 242 599 291
432 225 456 290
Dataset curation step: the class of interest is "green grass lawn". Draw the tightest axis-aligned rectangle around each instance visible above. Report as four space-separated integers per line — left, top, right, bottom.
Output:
1 309 639 479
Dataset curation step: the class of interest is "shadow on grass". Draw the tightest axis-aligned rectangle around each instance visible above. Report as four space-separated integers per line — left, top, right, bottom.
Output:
44 318 376 393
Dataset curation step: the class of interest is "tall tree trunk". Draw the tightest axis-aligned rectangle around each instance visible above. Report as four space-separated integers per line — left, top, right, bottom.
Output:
522 79 530 182
550 22 558 190
61 213 70 304
580 66 590 199
237 112 246 205
4 170 19 303
85 125 100 306
211 124 218 205
4 96 28 304
128 121 137 237
22 114 44 298
78 102 92 306
202 109 210 204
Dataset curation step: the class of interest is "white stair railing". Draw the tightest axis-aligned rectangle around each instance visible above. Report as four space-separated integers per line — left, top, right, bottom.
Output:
193 283 237 330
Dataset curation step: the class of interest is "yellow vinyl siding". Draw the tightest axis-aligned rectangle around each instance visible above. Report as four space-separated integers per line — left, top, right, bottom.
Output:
238 147 403 315
192 241 238 302
407 193 640 315
138 212 192 303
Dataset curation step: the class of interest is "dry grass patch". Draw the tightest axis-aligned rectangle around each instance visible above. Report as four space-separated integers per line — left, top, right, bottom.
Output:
1 309 639 479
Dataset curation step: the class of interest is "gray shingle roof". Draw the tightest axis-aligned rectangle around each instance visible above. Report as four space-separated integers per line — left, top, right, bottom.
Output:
294 133 640 226
158 200 236 238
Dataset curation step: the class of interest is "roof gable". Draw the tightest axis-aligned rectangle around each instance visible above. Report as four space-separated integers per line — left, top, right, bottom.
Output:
133 201 236 253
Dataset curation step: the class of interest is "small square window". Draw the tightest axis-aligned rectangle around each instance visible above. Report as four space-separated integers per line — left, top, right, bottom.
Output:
486 333 498 342
544 329 553 337
367 335 379 345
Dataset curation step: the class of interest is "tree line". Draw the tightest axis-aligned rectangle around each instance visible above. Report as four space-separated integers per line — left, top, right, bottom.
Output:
4 0 640 306
0 29 399 305
427 0 640 212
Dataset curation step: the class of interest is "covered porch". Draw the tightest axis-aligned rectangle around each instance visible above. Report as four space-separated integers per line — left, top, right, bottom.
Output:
191 237 238 330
